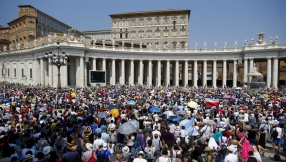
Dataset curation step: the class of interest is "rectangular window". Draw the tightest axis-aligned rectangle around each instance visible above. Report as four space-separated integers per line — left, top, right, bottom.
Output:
181 17 185 24
181 43 185 49
147 20 151 25
113 22 117 27
139 20 143 26
1 68 4 76
156 18 160 25
164 18 168 24
119 21 123 27
7 69 9 77
113 33 117 39
131 20 135 26
181 31 185 36
147 32 151 37
125 21 128 27
30 68 32 78
155 32 160 37
22 68 24 78
164 31 168 37
14 68 16 77
172 43 177 49
172 31 177 36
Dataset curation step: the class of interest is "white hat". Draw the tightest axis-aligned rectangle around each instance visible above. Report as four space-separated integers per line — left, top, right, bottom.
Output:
102 143 108 150
40 120 44 124
227 146 235 152
138 151 144 155
122 146 130 153
43 146 52 155
85 143 93 151
176 126 180 130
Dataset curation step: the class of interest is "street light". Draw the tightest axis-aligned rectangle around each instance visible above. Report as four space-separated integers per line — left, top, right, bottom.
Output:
45 42 68 91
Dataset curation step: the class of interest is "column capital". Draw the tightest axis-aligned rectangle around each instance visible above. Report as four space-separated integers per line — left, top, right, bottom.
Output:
203 60 207 62
213 59 217 62
223 59 227 62
185 60 189 62
121 59 125 61
267 57 272 59
166 60 170 62
149 60 152 62
102 58 106 60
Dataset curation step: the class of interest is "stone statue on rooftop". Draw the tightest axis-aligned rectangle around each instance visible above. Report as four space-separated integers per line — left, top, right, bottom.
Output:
195 43 198 50
204 42 207 49
251 38 254 45
122 40 125 48
224 42 227 48
234 41 237 48
185 42 188 49
24 40 29 49
102 39 105 47
3 45 7 52
140 42 142 49
62 33 67 42
166 42 169 50
9 44 13 51
40 37 44 45
244 39 248 46
148 42 152 50
268 37 272 44
214 42 217 49
47 34 52 43
256 32 266 45
112 39 115 47
78 35 85 43
33 39 37 47
16 42 21 50
274 35 278 44
53 33 58 42
131 42 134 48
158 42 161 50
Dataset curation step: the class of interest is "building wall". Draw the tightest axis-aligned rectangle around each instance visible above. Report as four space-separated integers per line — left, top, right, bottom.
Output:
110 10 189 49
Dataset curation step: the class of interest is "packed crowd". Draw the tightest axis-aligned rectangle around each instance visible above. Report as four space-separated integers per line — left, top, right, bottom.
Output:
0 82 285 162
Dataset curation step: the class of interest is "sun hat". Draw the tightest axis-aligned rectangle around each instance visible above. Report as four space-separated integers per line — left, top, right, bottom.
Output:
85 143 93 151
262 120 267 124
43 146 52 155
231 140 239 145
122 146 130 153
227 146 235 152
176 126 180 130
110 125 116 130
204 146 212 152
24 154 34 161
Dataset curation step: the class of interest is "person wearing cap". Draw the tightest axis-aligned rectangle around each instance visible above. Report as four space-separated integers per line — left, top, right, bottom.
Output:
96 143 111 162
259 120 269 133
133 151 147 162
121 146 131 162
224 145 238 162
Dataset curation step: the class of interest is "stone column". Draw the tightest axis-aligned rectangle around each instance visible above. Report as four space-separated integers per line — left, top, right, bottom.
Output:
223 59 227 87
129 60 134 85
184 60 188 86
193 60 198 87
203 60 207 86
40 58 45 85
272 57 278 88
101 58 106 71
166 60 170 86
212 60 217 88
120 59 125 85
233 60 237 87
111 59 116 85
244 59 248 83
79 56 85 87
157 60 161 86
92 58 97 70
148 60 152 86
48 57 53 86
267 58 272 87
175 60 179 86
61 64 68 87
249 58 253 82
139 60 143 85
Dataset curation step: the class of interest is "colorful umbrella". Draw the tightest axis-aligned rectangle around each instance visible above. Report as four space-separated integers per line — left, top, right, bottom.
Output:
110 109 119 118
71 92 76 98
118 123 137 134
108 104 116 110
187 101 198 109
148 106 159 113
127 100 136 105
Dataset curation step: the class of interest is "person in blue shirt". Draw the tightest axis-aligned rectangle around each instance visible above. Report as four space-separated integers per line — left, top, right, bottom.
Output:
91 122 98 141
96 143 111 162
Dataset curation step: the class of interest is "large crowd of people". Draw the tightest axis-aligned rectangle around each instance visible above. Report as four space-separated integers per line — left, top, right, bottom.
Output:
0 82 285 162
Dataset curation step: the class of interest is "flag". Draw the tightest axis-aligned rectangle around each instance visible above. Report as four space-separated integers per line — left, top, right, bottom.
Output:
184 117 195 136
223 95 231 100
205 98 219 107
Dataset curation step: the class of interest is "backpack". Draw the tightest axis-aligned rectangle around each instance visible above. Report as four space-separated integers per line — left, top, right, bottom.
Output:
97 150 107 162
247 157 257 162
220 137 229 153
88 151 96 162
271 128 278 139
146 147 154 159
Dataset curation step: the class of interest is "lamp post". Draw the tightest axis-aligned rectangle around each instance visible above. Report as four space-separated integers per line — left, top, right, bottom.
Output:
45 42 68 91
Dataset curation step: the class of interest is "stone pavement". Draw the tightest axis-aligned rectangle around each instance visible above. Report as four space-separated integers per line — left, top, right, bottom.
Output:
262 138 286 162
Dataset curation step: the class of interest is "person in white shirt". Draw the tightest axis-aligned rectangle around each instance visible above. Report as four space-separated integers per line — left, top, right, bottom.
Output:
93 133 105 150
272 124 284 151
152 126 161 138
224 146 238 162
133 151 147 162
